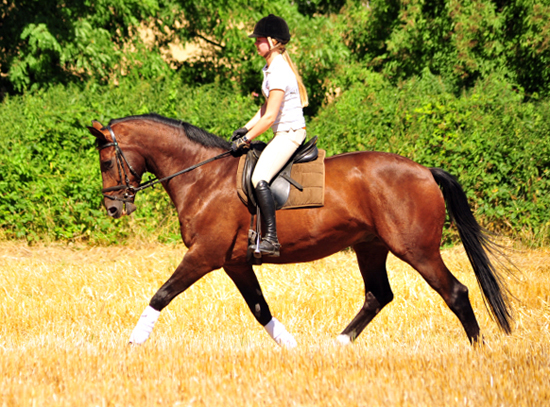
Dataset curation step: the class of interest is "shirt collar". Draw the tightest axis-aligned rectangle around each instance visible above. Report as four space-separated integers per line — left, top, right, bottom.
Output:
263 53 284 74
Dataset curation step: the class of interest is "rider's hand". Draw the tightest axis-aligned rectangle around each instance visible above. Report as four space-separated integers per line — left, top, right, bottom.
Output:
231 127 248 141
230 136 250 153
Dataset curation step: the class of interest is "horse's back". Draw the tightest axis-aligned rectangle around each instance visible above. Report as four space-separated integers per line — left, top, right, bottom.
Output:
324 150 439 201
326 150 431 175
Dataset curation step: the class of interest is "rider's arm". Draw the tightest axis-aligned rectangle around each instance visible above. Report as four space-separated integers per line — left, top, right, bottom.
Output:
243 89 284 142
244 106 263 131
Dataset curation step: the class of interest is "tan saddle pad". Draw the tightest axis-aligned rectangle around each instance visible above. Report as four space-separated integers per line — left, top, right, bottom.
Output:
236 149 326 210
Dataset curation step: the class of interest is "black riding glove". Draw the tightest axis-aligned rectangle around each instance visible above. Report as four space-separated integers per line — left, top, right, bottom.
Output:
230 136 250 153
231 127 248 141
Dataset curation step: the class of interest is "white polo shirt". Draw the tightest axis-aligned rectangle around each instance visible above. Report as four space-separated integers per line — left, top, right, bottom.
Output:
262 54 306 133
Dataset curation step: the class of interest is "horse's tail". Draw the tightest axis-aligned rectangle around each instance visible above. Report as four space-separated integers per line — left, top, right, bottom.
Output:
429 167 513 334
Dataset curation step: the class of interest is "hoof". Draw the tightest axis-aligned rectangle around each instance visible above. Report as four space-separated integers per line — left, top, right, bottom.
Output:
277 335 298 349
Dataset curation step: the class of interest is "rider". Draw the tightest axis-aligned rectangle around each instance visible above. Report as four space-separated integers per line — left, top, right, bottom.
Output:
231 14 309 257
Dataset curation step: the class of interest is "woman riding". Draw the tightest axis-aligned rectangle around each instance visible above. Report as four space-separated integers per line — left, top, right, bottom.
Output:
231 14 309 257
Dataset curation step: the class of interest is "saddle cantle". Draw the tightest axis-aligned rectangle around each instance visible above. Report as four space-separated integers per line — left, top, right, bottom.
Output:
237 136 325 211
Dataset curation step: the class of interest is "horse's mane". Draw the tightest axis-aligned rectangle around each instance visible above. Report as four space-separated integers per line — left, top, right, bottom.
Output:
109 113 231 150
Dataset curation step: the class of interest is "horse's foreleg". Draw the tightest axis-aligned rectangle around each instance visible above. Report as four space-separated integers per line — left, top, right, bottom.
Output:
224 264 297 348
129 252 215 344
338 242 393 344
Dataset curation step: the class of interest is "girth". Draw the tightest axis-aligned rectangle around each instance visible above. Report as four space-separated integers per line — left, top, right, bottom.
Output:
241 136 319 210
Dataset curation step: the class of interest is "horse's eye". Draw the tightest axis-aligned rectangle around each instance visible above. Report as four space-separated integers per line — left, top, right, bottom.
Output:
101 160 113 172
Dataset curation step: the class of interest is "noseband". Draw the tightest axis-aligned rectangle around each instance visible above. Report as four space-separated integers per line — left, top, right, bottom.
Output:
98 126 140 203
98 125 232 203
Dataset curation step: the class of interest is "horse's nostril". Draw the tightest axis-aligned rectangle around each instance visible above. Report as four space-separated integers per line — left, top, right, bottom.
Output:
108 206 118 215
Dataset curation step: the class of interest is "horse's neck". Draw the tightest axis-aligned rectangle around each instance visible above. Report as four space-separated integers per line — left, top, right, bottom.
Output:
133 124 232 210
137 125 212 179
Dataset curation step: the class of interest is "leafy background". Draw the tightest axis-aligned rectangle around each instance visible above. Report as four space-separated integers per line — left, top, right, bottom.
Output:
0 0 549 244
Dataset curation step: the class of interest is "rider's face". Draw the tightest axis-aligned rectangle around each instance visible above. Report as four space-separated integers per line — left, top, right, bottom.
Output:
254 37 271 58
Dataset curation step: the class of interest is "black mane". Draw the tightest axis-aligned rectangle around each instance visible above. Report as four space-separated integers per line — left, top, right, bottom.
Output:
109 113 231 150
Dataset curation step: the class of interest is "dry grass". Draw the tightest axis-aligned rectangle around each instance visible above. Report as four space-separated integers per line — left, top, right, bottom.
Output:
0 241 548 406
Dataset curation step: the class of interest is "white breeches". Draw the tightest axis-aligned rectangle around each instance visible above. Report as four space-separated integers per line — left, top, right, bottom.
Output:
251 128 307 187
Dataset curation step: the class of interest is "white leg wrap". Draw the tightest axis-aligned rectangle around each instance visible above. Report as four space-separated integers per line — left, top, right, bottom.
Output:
129 306 160 344
264 317 297 348
336 334 351 345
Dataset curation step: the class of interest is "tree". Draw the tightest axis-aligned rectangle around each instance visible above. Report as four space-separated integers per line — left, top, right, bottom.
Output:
0 0 172 93
339 0 550 98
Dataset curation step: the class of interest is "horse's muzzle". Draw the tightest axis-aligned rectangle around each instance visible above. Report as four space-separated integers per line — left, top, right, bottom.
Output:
105 200 123 218
105 200 137 218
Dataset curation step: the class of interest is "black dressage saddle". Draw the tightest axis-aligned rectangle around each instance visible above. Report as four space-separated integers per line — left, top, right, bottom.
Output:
241 136 319 211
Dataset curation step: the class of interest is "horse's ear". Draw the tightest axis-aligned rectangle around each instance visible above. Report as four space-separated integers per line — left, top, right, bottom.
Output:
91 120 104 130
87 121 107 141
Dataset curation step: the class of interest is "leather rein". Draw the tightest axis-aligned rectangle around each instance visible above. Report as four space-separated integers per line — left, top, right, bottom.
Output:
98 125 232 203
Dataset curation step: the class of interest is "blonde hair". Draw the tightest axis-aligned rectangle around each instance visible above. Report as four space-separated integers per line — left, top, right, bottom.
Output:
268 37 309 108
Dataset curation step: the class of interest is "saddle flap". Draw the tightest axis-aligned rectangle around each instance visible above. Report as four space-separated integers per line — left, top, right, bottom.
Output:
237 144 325 212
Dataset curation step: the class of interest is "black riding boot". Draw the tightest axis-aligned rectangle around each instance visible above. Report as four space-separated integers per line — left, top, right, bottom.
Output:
252 180 281 257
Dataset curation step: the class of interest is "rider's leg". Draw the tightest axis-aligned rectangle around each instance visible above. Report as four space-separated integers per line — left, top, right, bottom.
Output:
254 180 280 256
251 128 307 188
251 129 306 256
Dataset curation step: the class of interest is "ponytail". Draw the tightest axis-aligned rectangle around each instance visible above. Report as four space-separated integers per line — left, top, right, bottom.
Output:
282 51 309 108
268 37 309 108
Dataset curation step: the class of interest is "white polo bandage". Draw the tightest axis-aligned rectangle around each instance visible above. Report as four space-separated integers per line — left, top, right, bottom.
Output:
129 305 160 344
264 317 297 348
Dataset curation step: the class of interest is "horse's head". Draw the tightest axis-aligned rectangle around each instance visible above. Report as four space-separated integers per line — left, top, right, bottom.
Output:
87 120 144 219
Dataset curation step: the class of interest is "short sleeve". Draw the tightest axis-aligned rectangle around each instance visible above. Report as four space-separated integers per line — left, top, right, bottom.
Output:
266 69 287 92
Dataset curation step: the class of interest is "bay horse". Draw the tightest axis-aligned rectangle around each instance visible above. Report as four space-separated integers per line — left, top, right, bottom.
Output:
87 113 512 347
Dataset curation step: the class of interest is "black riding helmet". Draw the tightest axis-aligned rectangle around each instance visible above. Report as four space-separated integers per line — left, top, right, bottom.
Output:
248 14 291 44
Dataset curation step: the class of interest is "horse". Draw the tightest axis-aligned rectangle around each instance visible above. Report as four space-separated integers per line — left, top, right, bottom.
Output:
87 113 513 347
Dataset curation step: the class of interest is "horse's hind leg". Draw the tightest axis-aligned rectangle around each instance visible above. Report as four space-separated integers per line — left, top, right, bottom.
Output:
400 249 481 343
338 241 394 344
224 264 297 348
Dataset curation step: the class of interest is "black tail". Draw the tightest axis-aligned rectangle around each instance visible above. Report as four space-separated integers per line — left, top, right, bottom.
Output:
430 168 513 334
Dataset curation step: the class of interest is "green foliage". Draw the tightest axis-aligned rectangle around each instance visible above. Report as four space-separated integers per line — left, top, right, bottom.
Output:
339 0 550 97
502 1 550 97
4 1 549 106
293 0 348 16
1 0 175 93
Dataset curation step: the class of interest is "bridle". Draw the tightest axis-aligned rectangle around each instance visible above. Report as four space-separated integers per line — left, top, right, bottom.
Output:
98 126 140 203
98 125 232 203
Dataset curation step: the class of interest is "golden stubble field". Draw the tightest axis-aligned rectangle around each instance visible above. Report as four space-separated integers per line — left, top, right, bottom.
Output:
0 241 548 406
